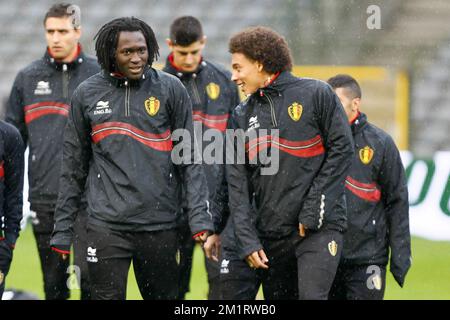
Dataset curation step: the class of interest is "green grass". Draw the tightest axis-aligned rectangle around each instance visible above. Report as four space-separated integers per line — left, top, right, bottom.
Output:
5 225 450 300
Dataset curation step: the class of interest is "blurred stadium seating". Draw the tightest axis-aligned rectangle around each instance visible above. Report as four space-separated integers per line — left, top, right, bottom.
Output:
0 0 449 155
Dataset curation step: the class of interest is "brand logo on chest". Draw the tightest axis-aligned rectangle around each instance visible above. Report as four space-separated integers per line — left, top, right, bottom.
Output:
34 81 52 95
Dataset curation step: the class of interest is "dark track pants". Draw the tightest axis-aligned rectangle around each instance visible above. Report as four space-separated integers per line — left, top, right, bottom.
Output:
87 225 179 300
32 210 89 300
329 263 386 300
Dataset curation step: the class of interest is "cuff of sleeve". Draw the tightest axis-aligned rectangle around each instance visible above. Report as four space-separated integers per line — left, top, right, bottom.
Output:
4 232 19 249
51 246 71 255
239 244 264 261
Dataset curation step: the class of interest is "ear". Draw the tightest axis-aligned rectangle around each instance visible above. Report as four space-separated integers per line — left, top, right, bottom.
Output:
166 38 174 49
74 26 82 40
352 97 361 111
200 35 207 46
256 61 264 73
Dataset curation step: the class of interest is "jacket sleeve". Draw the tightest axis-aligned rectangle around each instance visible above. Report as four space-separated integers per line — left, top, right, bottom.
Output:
378 135 411 287
50 88 92 252
169 79 214 235
5 71 28 145
2 125 25 247
299 83 354 230
226 111 263 259
210 82 241 234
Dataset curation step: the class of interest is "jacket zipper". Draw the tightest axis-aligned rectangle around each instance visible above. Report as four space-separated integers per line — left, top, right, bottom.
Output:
264 92 278 128
62 64 69 99
190 78 202 105
124 80 130 117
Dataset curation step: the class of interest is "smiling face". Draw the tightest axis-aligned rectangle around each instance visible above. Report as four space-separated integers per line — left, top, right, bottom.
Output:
45 16 81 62
231 52 268 96
115 31 148 80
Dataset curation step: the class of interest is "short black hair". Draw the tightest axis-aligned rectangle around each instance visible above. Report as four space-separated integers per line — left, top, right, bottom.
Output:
43 3 80 28
170 16 203 46
229 26 293 74
327 74 362 99
94 17 159 73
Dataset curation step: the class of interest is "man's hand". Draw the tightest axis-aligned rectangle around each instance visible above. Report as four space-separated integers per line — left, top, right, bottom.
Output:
299 223 306 237
245 249 269 269
203 234 221 262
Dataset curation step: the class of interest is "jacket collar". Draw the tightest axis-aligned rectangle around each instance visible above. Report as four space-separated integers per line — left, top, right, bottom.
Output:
104 65 151 88
351 112 368 135
44 43 85 71
164 53 206 79
252 70 297 99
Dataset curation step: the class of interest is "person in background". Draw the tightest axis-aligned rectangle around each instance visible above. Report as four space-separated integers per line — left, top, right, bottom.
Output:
163 16 240 299
327 74 411 300
5 3 100 300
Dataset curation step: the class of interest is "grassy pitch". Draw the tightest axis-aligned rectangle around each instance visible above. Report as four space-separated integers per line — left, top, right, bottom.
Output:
5 225 450 300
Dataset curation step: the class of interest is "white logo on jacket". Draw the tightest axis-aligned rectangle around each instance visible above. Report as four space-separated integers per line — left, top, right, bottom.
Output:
87 246 98 263
34 81 52 95
220 259 230 274
94 101 112 115
247 115 260 132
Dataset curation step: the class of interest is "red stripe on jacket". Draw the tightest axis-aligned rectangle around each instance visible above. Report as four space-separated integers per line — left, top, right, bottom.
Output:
24 102 70 124
246 135 325 161
345 176 381 202
0 161 4 180
192 111 229 132
91 122 173 152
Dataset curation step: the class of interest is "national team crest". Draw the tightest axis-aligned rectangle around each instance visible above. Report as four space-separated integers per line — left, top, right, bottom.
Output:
359 146 374 164
145 97 160 116
328 240 338 257
206 82 220 100
288 102 303 121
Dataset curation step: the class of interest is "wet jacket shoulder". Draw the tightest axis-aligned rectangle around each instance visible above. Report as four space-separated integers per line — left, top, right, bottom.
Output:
344 112 411 287
226 72 354 258
5 49 100 212
0 121 25 247
51 67 213 251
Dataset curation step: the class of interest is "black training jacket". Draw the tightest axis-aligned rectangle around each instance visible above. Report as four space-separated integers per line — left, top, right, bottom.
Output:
163 56 240 232
0 121 25 247
227 71 354 259
5 48 100 212
50 67 214 251
342 112 411 287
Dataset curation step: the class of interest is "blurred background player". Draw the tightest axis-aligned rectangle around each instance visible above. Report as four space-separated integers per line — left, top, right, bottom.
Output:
327 74 411 300
5 3 100 299
50 17 214 300
226 26 354 300
163 16 240 300
0 121 24 299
